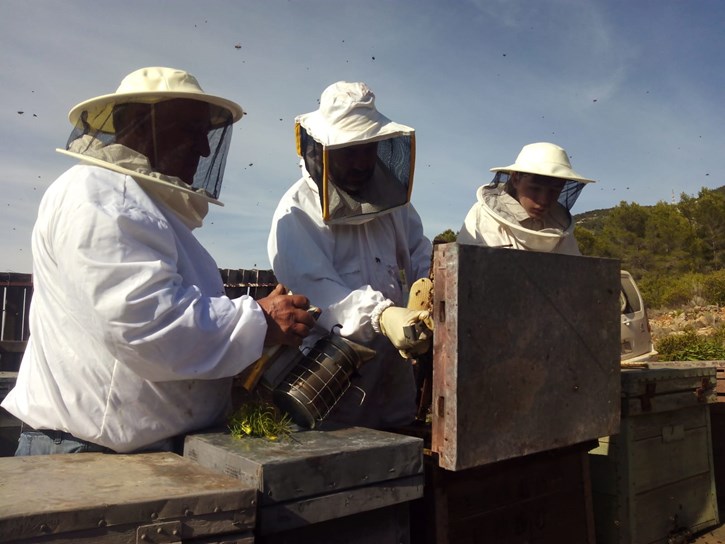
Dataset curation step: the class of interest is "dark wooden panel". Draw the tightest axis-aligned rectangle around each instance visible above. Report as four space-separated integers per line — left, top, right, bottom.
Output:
431 243 621 470
710 403 725 513
411 443 595 544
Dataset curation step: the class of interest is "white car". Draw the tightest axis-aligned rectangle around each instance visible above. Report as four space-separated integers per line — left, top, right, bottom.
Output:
620 270 658 362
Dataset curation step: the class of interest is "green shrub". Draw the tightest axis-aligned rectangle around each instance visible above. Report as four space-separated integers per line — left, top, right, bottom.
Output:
655 329 725 360
713 324 725 345
702 269 725 305
638 269 725 309
433 229 458 244
639 272 705 309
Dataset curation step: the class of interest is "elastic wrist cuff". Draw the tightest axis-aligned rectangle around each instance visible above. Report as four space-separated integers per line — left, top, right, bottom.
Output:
371 299 395 333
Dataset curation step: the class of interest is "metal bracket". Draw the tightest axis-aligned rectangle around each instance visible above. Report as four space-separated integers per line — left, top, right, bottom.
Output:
639 382 657 412
136 520 182 543
695 377 714 403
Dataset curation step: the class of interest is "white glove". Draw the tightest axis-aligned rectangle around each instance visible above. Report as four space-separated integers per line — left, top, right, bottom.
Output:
379 306 432 359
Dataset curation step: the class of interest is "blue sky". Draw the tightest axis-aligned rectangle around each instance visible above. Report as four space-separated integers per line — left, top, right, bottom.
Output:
1 0 723 272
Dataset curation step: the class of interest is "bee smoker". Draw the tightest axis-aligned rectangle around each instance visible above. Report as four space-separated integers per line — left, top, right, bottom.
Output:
259 327 376 429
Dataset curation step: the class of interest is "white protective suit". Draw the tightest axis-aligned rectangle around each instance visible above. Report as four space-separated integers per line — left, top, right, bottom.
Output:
268 166 432 428
458 184 581 255
1 163 267 453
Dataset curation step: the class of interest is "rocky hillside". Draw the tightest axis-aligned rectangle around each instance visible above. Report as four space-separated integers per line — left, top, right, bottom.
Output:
649 305 725 343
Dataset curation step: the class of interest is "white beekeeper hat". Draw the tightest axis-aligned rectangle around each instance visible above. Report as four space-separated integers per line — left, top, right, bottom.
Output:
68 66 244 133
491 142 595 184
56 67 244 220
296 81 413 148
295 81 416 224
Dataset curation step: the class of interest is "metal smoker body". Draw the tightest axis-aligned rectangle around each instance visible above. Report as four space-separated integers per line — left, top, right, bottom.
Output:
262 328 376 429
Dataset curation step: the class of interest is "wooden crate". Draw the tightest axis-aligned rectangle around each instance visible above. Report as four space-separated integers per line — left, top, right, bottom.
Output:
219 269 277 300
0 273 32 343
431 243 621 470
589 366 719 544
184 426 424 544
708 360 725 402
710 403 725 514
410 442 596 544
0 371 20 457
0 452 256 543
702 361 725 513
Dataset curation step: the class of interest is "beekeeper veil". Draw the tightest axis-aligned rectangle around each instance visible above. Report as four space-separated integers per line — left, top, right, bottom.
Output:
296 81 415 225
56 67 244 228
487 142 596 211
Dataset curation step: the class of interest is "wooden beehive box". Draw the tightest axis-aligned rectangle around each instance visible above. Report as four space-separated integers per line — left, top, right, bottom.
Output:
184 426 424 544
411 442 597 544
431 243 621 471
589 365 719 544
0 452 256 543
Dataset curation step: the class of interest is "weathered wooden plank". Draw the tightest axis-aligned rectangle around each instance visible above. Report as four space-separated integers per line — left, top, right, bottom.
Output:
184 428 423 508
627 402 707 441
0 522 255 544
431 243 621 471
184 427 423 543
623 390 716 416
262 502 411 544
0 453 256 543
621 366 717 418
257 474 423 534
634 472 718 544
630 425 711 493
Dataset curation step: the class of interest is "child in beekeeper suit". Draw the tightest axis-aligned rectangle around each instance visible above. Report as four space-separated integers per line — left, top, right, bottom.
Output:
458 142 595 255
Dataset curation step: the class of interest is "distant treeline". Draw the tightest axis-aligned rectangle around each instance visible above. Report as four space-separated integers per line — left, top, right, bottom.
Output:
576 186 725 308
432 186 725 309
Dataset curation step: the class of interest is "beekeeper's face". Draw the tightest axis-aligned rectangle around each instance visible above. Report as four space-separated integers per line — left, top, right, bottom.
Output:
153 99 212 184
511 173 565 219
327 142 378 194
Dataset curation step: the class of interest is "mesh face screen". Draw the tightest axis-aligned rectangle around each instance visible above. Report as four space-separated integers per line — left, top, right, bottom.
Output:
299 127 413 224
65 100 234 199
489 171 586 211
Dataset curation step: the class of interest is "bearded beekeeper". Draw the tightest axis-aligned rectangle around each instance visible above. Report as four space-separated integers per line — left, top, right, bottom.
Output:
457 142 595 255
2 67 315 455
267 81 433 429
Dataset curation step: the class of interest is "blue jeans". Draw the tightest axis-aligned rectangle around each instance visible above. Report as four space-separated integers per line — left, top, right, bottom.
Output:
14 429 178 456
15 430 114 455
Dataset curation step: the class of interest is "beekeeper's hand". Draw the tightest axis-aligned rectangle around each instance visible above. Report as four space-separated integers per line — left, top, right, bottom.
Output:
379 306 432 359
257 284 316 347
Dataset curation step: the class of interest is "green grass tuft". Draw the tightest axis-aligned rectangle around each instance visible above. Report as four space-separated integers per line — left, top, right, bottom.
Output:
228 401 292 441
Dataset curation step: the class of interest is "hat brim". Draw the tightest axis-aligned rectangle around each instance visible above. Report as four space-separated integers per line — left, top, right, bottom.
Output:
69 91 244 133
55 148 224 207
490 163 595 184
297 109 413 149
